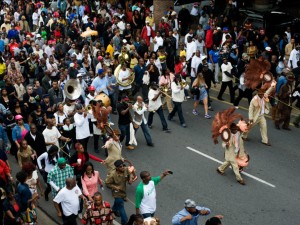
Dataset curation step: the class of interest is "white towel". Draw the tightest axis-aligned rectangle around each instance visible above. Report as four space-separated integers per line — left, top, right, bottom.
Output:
129 123 137 146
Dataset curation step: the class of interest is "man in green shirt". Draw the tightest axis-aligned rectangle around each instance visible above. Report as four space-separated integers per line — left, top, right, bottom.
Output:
135 170 172 218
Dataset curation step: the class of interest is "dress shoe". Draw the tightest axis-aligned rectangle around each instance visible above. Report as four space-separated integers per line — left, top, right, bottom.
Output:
126 145 135 150
217 97 225 101
147 143 154 147
262 142 271 146
237 180 246 185
44 192 49 201
163 128 171 133
216 168 224 175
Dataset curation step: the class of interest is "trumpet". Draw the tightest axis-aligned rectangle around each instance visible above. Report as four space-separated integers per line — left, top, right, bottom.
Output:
85 104 93 114
160 84 169 93
180 79 187 88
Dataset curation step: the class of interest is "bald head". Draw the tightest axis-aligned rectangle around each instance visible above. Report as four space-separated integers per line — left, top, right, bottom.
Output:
66 177 76 189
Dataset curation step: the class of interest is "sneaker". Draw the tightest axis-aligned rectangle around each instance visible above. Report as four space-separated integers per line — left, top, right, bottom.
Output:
192 110 199 115
78 213 83 219
148 125 152 129
205 114 211 119
208 106 214 111
235 106 239 109
147 143 154 147
109 122 114 126
163 128 171 133
186 96 191 99
126 145 135 150
181 123 187 128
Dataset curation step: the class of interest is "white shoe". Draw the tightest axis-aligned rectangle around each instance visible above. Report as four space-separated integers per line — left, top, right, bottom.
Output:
235 106 239 109
109 122 114 126
78 213 82 219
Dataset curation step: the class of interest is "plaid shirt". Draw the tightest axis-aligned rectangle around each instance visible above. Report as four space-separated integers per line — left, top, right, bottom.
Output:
47 164 74 197
82 201 113 225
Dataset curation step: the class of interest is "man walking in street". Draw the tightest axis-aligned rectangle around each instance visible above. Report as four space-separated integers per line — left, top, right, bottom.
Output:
172 199 211 225
135 170 172 218
105 160 135 225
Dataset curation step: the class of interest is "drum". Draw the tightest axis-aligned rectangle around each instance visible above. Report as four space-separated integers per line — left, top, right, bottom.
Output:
95 93 111 107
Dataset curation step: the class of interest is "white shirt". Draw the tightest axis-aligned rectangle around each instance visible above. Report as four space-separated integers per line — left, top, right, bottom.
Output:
53 185 82 216
190 6 199 16
118 69 131 90
285 31 291 43
132 102 147 125
74 113 91 139
191 55 202 77
82 15 89 24
221 62 233 82
184 33 193 46
64 104 75 117
289 49 300 68
117 21 125 34
32 12 39 25
37 152 58 173
171 81 185 102
140 181 157 214
43 127 62 150
44 46 55 57
153 36 163 52
148 89 162 112
195 40 205 55
173 33 179 49
186 41 197 61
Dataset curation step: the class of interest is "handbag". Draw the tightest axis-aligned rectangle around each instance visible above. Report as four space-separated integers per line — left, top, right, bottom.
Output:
20 204 37 224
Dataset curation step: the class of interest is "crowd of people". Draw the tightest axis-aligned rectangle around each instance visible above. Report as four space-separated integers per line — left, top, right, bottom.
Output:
0 0 300 224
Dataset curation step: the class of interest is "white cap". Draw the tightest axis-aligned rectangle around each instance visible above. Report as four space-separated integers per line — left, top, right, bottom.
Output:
36 34 41 38
201 55 207 62
69 63 75 68
77 73 83 77
122 39 127 43
265 46 272 52
217 27 221 30
232 44 237 49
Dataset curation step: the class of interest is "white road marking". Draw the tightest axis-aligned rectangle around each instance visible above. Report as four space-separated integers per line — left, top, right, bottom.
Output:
187 146 276 188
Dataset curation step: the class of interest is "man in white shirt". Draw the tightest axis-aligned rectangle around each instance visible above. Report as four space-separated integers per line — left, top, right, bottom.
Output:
47 56 58 78
195 35 206 55
153 32 163 52
32 8 39 31
217 57 234 103
53 177 86 224
186 36 197 76
74 104 91 151
118 64 132 97
43 119 70 150
289 44 300 69
147 82 170 132
191 50 202 85
184 29 194 46
44 42 55 57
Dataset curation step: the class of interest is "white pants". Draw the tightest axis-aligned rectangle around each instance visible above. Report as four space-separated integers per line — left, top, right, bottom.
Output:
208 63 220 83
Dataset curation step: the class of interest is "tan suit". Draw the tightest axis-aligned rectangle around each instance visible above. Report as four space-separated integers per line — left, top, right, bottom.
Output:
243 95 270 143
218 132 244 181
104 140 122 175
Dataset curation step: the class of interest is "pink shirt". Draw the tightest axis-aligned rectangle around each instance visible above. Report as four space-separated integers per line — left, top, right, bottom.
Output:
81 171 102 197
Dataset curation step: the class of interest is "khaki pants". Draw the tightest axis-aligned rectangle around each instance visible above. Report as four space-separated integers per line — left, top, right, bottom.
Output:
218 160 243 181
243 115 268 143
162 95 173 113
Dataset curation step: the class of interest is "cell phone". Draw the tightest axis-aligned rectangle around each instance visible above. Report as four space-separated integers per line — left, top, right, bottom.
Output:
168 170 173 174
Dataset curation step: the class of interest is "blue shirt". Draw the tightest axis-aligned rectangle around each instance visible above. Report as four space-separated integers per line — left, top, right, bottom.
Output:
134 64 146 85
276 75 287 94
208 50 219 63
106 75 117 94
0 40 4 53
17 183 32 212
172 206 211 225
91 76 109 95
0 125 8 150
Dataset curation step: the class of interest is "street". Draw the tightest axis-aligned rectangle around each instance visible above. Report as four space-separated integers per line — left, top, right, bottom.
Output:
9 88 300 225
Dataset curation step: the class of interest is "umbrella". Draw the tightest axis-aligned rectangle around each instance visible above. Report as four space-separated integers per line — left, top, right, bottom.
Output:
80 27 98 38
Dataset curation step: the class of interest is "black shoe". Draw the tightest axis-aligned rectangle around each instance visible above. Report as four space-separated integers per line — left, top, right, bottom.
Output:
282 127 291 131
147 143 154 147
217 97 225 101
168 115 172 121
113 211 120 217
208 106 214 111
294 122 300 128
148 125 152 129
181 123 187 128
163 128 171 133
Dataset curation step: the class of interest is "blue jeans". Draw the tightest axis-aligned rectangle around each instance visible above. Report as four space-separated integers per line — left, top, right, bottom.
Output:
142 213 155 219
169 101 185 125
119 124 130 146
109 92 117 112
112 198 128 225
147 106 168 130
134 121 153 145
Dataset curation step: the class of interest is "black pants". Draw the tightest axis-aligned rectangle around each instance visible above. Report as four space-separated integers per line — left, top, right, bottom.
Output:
234 88 253 106
62 213 77 225
169 101 185 125
218 80 235 103
132 83 149 101
77 137 89 152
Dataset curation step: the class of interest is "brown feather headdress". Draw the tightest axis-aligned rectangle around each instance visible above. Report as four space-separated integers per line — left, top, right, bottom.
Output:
244 57 273 90
212 107 247 144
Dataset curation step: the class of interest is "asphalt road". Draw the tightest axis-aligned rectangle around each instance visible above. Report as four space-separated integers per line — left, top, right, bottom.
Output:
9 87 300 225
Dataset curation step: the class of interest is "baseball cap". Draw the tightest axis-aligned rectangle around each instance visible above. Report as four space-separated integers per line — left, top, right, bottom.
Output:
184 199 197 208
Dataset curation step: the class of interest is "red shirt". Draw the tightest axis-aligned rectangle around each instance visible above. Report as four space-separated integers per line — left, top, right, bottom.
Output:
0 159 10 183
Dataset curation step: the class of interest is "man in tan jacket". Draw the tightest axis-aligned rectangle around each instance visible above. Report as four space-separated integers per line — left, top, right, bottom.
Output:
242 88 271 146
284 38 295 62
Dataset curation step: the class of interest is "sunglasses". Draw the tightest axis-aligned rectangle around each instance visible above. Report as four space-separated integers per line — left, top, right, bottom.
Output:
118 164 125 168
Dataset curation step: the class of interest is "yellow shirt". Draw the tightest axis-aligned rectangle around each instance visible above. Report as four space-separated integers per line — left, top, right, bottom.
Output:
0 63 6 75
145 16 154 27
106 44 114 58
179 50 186 57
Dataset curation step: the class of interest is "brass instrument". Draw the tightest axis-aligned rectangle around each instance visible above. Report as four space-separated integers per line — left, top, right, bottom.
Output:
118 46 130 65
159 84 172 98
94 93 111 107
85 104 93 114
180 79 187 88
114 65 135 87
64 79 82 100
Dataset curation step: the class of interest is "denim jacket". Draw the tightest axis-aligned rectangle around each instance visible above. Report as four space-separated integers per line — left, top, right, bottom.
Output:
12 124 30 142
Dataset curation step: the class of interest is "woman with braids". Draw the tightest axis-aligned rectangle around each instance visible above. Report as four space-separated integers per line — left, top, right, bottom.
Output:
37 145 59 201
